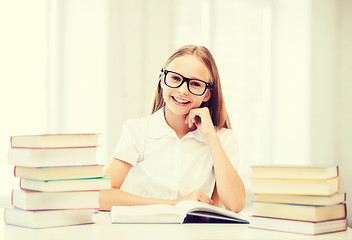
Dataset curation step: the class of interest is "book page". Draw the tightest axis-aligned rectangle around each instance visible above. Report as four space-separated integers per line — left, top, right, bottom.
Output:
110 204 186 223
111 204 182 216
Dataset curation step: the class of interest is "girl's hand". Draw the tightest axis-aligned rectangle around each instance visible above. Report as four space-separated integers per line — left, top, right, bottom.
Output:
172 190 213 205
186 107 216 138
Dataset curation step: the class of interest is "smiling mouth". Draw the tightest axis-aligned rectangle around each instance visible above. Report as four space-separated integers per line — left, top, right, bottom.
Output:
172 96 190 104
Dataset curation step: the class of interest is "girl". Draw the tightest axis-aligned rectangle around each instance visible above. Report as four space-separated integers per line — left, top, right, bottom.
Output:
99 45 245 212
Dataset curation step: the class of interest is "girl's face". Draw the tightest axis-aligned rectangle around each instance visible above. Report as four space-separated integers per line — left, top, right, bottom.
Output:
161 55 212 116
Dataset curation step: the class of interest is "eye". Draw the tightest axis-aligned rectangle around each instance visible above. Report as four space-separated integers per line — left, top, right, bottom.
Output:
170 74 182 82
190 80 202 88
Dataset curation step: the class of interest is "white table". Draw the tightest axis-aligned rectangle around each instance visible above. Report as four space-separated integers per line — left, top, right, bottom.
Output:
1 210 352 240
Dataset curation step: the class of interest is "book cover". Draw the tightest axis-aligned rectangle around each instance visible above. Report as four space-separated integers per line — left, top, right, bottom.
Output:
110 200 249 224
20 177 111 192
8 147 98 167
10 133 99 148
250 216 347 235
251 177 340 195
12 189 99 210
14 165 104 180
253 201 346 222
4 208 95 229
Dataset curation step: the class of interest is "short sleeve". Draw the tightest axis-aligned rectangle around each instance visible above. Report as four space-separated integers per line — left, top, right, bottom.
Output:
111 119 145 166
217 128 240 170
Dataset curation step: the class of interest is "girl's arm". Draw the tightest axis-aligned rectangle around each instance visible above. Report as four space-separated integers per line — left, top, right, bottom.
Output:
99 159 171 211
187 108 246 212
99 158 212 211
206 133 246 212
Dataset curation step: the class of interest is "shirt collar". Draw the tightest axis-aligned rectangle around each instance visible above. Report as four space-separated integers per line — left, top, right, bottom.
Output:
148 108 207 143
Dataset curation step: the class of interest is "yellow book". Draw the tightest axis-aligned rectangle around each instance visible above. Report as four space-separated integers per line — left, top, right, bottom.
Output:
20 177 111 192
8 147 98 167
251 177 340 195
4 208 94 229
11 133 99 148
255 192 346 206
250 216 347 235
251 166 338 180
253 201 346 222
14 165 104 180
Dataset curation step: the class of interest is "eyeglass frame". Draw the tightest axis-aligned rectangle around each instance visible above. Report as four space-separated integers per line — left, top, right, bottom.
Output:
163 69 213 96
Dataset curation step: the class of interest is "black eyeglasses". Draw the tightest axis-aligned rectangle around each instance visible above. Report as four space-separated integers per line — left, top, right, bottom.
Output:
163 70 213 96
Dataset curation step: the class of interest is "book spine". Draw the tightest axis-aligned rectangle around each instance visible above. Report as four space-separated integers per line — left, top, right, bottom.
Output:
11 190 14 206
338 177 341 192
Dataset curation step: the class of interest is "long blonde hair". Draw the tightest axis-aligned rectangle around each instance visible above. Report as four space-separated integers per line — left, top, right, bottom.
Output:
151 45 231 130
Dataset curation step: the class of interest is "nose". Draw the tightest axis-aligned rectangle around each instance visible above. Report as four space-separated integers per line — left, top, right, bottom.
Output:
177 81 189 95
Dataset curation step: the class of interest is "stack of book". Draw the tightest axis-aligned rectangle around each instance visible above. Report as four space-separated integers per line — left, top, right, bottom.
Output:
4 134 111 228
249 165 348 235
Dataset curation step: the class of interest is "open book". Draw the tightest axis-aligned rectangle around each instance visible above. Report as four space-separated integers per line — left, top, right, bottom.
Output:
110 200 249 224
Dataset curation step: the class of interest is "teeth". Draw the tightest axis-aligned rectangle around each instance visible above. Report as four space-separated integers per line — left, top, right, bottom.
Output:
173 97 189 104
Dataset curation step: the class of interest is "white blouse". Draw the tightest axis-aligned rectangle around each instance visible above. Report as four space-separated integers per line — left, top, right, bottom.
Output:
112 108 239 200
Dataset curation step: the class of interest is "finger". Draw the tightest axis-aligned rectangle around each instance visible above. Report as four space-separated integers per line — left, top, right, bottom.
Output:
199 193 212 204
189 110 200 127
188 112 195 128
199 196 212 204
205 196 213 204
203 193 213 204
198 195 207 203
